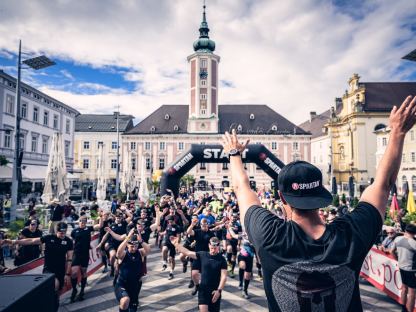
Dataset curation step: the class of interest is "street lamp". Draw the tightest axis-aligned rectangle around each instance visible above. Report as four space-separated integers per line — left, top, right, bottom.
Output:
114 110 120 196
10 40 55 222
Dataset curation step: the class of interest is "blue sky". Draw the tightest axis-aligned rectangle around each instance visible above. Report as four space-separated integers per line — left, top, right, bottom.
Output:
0 0 415 123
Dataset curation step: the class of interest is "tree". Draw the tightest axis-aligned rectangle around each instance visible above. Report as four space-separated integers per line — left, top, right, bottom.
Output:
180 174 195 189
332 194 340 207
0 155 8 166
341 193 347 205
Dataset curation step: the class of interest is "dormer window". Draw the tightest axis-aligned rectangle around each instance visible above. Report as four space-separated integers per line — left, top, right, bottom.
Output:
271 125 277 131
150 126 156 132
237 124 242 131
164 114 170 120
249 114 255 120
88 126 92 129
173 125 179 131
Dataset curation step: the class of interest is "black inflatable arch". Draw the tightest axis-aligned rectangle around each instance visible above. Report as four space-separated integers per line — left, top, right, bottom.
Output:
160 144 285 197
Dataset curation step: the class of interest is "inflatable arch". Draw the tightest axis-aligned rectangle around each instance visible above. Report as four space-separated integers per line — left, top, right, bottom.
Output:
160 144 285 197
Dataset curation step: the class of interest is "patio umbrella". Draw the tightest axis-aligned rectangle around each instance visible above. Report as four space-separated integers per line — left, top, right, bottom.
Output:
407 190 416 214
41 133 69 203
331 176 337 195
121 152 135 200
96 143 107 201
390 193 400 219
348 176 354 198
138 156 150 202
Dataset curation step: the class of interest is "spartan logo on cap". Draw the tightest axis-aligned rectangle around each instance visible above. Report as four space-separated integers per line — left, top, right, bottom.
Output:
292 183 300 190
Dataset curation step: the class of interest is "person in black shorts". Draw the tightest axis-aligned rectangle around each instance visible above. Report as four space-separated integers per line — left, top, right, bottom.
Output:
4 222 73 311
114 228 150 312
236 232 255 299
172 236 227 312
97 211 113 273
69 216 101 302
225 213 242 277
187 217 216 295
159 215 182 280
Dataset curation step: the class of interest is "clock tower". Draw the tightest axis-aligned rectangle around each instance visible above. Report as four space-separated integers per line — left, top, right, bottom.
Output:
187 3 220 133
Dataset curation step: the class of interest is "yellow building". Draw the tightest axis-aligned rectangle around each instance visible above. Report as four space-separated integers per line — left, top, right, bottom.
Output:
326 74 416 193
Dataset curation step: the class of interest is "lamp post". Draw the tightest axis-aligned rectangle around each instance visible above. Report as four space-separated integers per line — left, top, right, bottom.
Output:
114 110 120 196
10 40 55 222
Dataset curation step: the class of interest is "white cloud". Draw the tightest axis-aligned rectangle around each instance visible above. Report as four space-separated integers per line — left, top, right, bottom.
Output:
0 0 415 124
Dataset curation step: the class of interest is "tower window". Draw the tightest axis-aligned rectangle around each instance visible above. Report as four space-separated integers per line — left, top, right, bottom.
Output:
201 59 207 68
200 93 207 100
164 114 170 120
250 114 255 120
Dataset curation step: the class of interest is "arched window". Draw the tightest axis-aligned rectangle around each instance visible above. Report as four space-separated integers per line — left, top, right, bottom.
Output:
374 123 386 131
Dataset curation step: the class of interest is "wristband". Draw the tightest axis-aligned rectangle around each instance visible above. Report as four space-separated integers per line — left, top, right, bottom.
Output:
217 289 222 293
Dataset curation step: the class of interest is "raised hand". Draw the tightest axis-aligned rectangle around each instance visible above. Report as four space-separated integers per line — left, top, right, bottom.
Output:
389 96 416 136
221 129 250 154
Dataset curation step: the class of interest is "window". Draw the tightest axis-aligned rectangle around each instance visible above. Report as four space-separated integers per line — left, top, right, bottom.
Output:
200 93 207 100
271 142 277 150
403 153 406 163
413 176 416 192
43 111 49 126
200 162 206 169
293 142 299 151
159 158 165 170
382 137 387 146
5 94 14 114
31 135 38 153
146 158 151 170
111 159 117 169
201 80 206 86
97 141 103 148
411 130 415 141
83 159 90 169
65 141 70 157
33 107 39 122
339 146 345 159
130 142 136 150
222 163 228 170
412 152 415 163
21 102 27 118
42 137 48 154
159 142 165 150
131 157 136 170
19 134 25 150
83 141 90 149
4 131 11 148
65 119 70 134
178 142 184 151
53 114 59 129
201 59 207 68
145 142 151 150
112 141 117 149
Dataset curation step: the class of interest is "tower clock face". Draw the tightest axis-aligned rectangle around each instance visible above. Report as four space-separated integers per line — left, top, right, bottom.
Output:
199 69 208 79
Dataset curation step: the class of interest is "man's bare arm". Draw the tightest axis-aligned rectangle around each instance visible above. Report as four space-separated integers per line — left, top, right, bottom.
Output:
361 96 416 220
222 130 261 227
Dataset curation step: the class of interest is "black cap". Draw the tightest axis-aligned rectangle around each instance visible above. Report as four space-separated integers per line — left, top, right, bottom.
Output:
127 234 139 245
278 161 332 210
406 224 416 234
56 222 68 232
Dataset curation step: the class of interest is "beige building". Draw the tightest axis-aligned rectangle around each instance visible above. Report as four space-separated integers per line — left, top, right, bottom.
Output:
121 6 310 190
73 114 134 191
325 74 416 193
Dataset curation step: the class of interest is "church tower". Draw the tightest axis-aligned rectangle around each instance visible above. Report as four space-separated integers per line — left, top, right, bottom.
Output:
187 3 220 133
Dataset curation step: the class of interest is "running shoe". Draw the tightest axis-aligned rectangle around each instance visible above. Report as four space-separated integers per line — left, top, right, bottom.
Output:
188 280 195 288
191 284 199 296
238 283 243 290
162 263 168 271
70 289 77 303
77 290 85 301
168 272 174 280
102 267 108 273
242 290 250 299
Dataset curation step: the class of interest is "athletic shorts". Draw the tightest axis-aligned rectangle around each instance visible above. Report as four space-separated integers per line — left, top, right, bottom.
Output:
400 269 416 288
72 252 90 268
163 241 176 258
43 267 64 290
191 257 201 270
227 240 238 254
237 254 253 273
114 279 140 305
198 286 221 312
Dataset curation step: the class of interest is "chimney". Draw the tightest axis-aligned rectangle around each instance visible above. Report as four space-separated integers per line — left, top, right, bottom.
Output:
335 97 342 110
310 111 317 122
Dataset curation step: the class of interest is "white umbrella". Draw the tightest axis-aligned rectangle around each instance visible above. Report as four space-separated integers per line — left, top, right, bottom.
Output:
121 152 135 200
41 133 69 203
96 143 107 201
138 156 150 202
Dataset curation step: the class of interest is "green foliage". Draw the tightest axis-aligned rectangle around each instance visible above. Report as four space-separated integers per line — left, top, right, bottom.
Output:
180 174 195 187
403 212 416 224
341 193 347 204
7 219 25 238
332 194 340 207
0 155 8 166
351 197 359 208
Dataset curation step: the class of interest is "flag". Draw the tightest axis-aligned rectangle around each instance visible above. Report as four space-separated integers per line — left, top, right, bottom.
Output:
390 193 399 219
407 191 416 214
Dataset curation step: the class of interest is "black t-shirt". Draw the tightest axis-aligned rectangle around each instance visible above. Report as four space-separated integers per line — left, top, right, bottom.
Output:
196 251 227 289
99 219 113 239
245 202 382 312
49 204 65 221
163 224 182 243
193 229 215 252
110 221 128 245
40 235 73 272
20 228 42 260
71 226 94 255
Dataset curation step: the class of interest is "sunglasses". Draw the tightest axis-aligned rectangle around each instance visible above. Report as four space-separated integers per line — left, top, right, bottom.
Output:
210 243 220 247
30 223 37 226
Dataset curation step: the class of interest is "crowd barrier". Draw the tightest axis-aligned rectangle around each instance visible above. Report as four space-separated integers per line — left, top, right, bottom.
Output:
5 233 102 294
4 240 413 308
